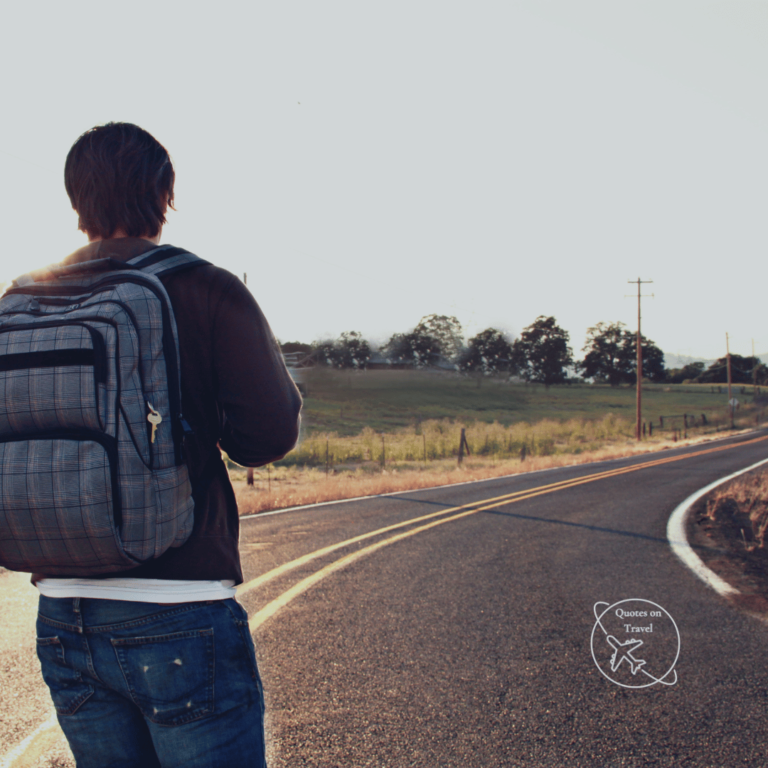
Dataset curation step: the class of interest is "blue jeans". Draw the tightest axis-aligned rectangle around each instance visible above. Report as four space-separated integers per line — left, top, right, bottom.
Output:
36 596 266 768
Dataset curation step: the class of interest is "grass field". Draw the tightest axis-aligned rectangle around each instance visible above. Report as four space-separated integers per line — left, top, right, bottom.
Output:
297 368 755 436
228 369 766 515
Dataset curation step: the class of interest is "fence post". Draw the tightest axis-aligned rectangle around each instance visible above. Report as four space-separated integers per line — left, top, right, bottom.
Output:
458 428 470 465
520 443 527 462
423 434 427 465
247 467 254 486
381 434 385 470
325 439 330 476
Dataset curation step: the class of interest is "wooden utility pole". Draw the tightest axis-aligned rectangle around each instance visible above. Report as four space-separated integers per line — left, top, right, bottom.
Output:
628 278 653 440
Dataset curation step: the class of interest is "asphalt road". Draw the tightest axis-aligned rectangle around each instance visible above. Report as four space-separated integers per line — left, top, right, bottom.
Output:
243 431 768 768
2 430 768 767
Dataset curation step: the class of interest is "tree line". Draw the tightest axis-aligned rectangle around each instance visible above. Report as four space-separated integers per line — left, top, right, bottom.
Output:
281 315 767 387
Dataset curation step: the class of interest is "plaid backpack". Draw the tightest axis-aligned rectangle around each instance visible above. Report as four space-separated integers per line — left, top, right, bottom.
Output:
0 245 209 575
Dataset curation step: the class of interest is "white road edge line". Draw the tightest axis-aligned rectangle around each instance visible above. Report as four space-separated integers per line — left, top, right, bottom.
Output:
666 456 768 597
0 712 58 768
0 436 760 768
244 430 760 521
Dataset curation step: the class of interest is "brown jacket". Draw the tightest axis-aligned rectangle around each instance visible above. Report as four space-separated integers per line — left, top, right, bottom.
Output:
53 238 302 583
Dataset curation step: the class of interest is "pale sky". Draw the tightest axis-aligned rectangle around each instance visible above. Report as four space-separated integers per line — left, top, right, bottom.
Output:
1 1 766 361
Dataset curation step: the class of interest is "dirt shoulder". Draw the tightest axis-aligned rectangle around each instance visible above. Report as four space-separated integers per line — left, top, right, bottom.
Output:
235 430 756 517
686 466 768 615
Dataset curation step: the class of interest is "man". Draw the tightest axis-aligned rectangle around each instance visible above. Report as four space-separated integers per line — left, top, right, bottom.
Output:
31 122 302 767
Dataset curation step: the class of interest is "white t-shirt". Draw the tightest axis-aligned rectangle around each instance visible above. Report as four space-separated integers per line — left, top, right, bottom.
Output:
35 578 236 603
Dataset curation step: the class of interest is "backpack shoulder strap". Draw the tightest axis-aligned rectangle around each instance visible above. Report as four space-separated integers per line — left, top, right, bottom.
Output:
127 245 211 278
11 258 126 288
8 246 210 292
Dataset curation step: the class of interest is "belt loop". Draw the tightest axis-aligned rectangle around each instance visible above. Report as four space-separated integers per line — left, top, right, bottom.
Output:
72 597 84 632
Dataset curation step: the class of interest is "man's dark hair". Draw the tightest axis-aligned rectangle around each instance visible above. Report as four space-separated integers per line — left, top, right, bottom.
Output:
65 122 175 239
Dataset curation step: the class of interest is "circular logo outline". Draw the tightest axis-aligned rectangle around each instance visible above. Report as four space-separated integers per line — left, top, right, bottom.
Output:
591 598 680 689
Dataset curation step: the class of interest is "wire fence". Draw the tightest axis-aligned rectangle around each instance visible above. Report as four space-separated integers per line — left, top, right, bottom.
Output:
262 406 766 473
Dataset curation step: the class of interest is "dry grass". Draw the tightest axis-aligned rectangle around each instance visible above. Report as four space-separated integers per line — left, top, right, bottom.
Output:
232 430 730 516
705 470 768 550
281 414 636 467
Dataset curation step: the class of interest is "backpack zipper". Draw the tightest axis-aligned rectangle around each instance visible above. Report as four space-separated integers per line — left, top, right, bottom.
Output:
5 276 185 465
0 319 108 385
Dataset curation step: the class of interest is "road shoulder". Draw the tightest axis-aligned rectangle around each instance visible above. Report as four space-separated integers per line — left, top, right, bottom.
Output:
684 466 768 615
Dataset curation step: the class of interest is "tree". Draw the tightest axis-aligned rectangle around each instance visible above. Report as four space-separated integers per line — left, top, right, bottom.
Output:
381 314 463 367
666 361 705 384
379 333 407 362
381 330 441 367
313 331 371 369
414 314 464 362
696 355 761 385
458 328 515 374
578 322 627 386
579 321 665 385
626 333 666 383
336 331 372 369
313 339 338 367
513 316 573 386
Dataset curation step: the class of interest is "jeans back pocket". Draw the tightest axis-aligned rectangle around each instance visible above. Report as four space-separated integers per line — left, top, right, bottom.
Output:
112 628 214 726
36 635 95 716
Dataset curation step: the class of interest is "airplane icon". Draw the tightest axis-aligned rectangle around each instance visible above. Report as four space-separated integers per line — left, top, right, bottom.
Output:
606 636 647 675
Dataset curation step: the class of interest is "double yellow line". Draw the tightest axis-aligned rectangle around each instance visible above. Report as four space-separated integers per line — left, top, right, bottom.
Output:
5 434 766 768
244 434 768 631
